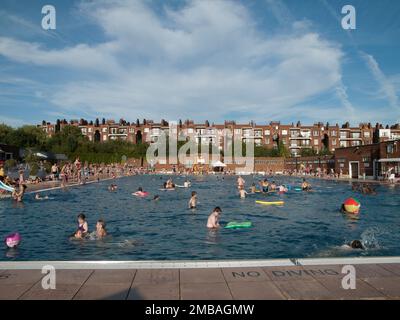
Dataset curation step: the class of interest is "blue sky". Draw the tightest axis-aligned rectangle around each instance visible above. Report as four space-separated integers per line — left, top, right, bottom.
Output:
0 0 399 127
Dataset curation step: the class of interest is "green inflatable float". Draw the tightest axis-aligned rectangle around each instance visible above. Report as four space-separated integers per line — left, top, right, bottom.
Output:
225 221 252 229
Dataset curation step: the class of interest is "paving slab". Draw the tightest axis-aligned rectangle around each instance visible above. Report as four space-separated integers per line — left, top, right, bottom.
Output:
295 265 344 279
222 267 270 283
228 281 286 300
20 284 84 300
377 264 400 277
355 264 398 279
19 270 93 300
0 270 44 285
363 277 400 298
273 279 334 300
128 283 179 300
180 268 225 283
262 266 317 282
180 282 233 300
315 278 385 300
133 269 179 285
84 269 136 285
74 284 131 300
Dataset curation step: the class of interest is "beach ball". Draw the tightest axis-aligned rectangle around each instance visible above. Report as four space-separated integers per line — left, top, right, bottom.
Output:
343 198 361 214
5 233 21 248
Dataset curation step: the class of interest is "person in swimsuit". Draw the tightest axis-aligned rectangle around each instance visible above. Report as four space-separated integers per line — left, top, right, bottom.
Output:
301 178 311 191
96 220 107 239
207 207 222 229
239 186 248 199
74 214 88 238
188 191 197 209
237 176 245 190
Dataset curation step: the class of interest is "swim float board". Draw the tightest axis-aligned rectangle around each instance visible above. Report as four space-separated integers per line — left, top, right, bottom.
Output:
255 200 284 206
225 221 252 229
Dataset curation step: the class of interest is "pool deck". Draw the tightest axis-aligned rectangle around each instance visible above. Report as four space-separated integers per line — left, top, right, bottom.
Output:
1 257 400 300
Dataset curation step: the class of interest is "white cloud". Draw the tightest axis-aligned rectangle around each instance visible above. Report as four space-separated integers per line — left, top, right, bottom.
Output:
361 51 399 112
0 0 345 122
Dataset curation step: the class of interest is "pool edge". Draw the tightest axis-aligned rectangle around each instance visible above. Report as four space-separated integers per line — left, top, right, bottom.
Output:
1 256 400 269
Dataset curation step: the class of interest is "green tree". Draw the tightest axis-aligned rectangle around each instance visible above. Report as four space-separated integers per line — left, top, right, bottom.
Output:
0 124 14 144
7 125 47 149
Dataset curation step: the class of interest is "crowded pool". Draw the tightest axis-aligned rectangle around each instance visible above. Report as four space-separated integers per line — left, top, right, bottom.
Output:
1 175 399 261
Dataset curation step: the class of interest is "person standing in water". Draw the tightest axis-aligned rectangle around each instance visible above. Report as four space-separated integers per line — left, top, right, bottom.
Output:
237 175 245 190
207 207 222 229
96 220 107 239
239 186 248 199
188 191 197 209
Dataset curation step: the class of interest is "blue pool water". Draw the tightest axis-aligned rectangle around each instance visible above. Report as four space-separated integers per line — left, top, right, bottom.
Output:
1 175 399 261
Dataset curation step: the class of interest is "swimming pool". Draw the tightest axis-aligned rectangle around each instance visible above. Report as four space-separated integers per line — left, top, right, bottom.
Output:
1 175 399 261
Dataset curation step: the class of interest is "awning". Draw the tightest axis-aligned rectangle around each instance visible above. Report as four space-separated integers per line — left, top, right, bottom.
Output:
377 158 400 163
212 161 226 167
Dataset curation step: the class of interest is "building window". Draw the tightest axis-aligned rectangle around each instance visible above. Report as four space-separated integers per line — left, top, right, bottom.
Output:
332 139 337 146
281 130 288 136
313 131 319 137
265 138 270 144
364 131 370 138
387 144 395 154
265 130 270 136
352 132 361 139
314 139 319 146
331 131 337 136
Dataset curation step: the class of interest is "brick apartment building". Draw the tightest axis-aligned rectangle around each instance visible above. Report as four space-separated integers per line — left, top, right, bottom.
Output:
40 119 394 157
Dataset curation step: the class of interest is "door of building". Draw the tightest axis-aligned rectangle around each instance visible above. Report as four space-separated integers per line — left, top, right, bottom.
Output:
350 162 359 179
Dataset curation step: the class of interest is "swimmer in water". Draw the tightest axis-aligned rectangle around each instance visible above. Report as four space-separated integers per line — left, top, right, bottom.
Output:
250 183 256 193
184 179 191 188
239 186 248 199
301 178 311 191
269 181 277 192
35 193 49 200
153 195 160 201
342 240 365 250
108 184 117 192
75 214 88 238
96 220 107 239
278 184 288 193
207 207 222 229
188 191 197 209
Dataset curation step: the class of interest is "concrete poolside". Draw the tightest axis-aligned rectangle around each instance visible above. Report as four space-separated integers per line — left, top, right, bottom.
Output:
1 257 400 300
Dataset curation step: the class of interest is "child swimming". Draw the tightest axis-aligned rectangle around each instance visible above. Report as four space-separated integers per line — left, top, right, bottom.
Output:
35 193 49 200
74 214 88 238
250 183 256 193
207 207 222 229
301 178 312 191
188 191 197 209
96 220 107 239
341 240 365 250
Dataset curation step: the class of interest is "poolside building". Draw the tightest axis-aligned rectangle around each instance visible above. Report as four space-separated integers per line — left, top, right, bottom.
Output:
334 140 400 179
